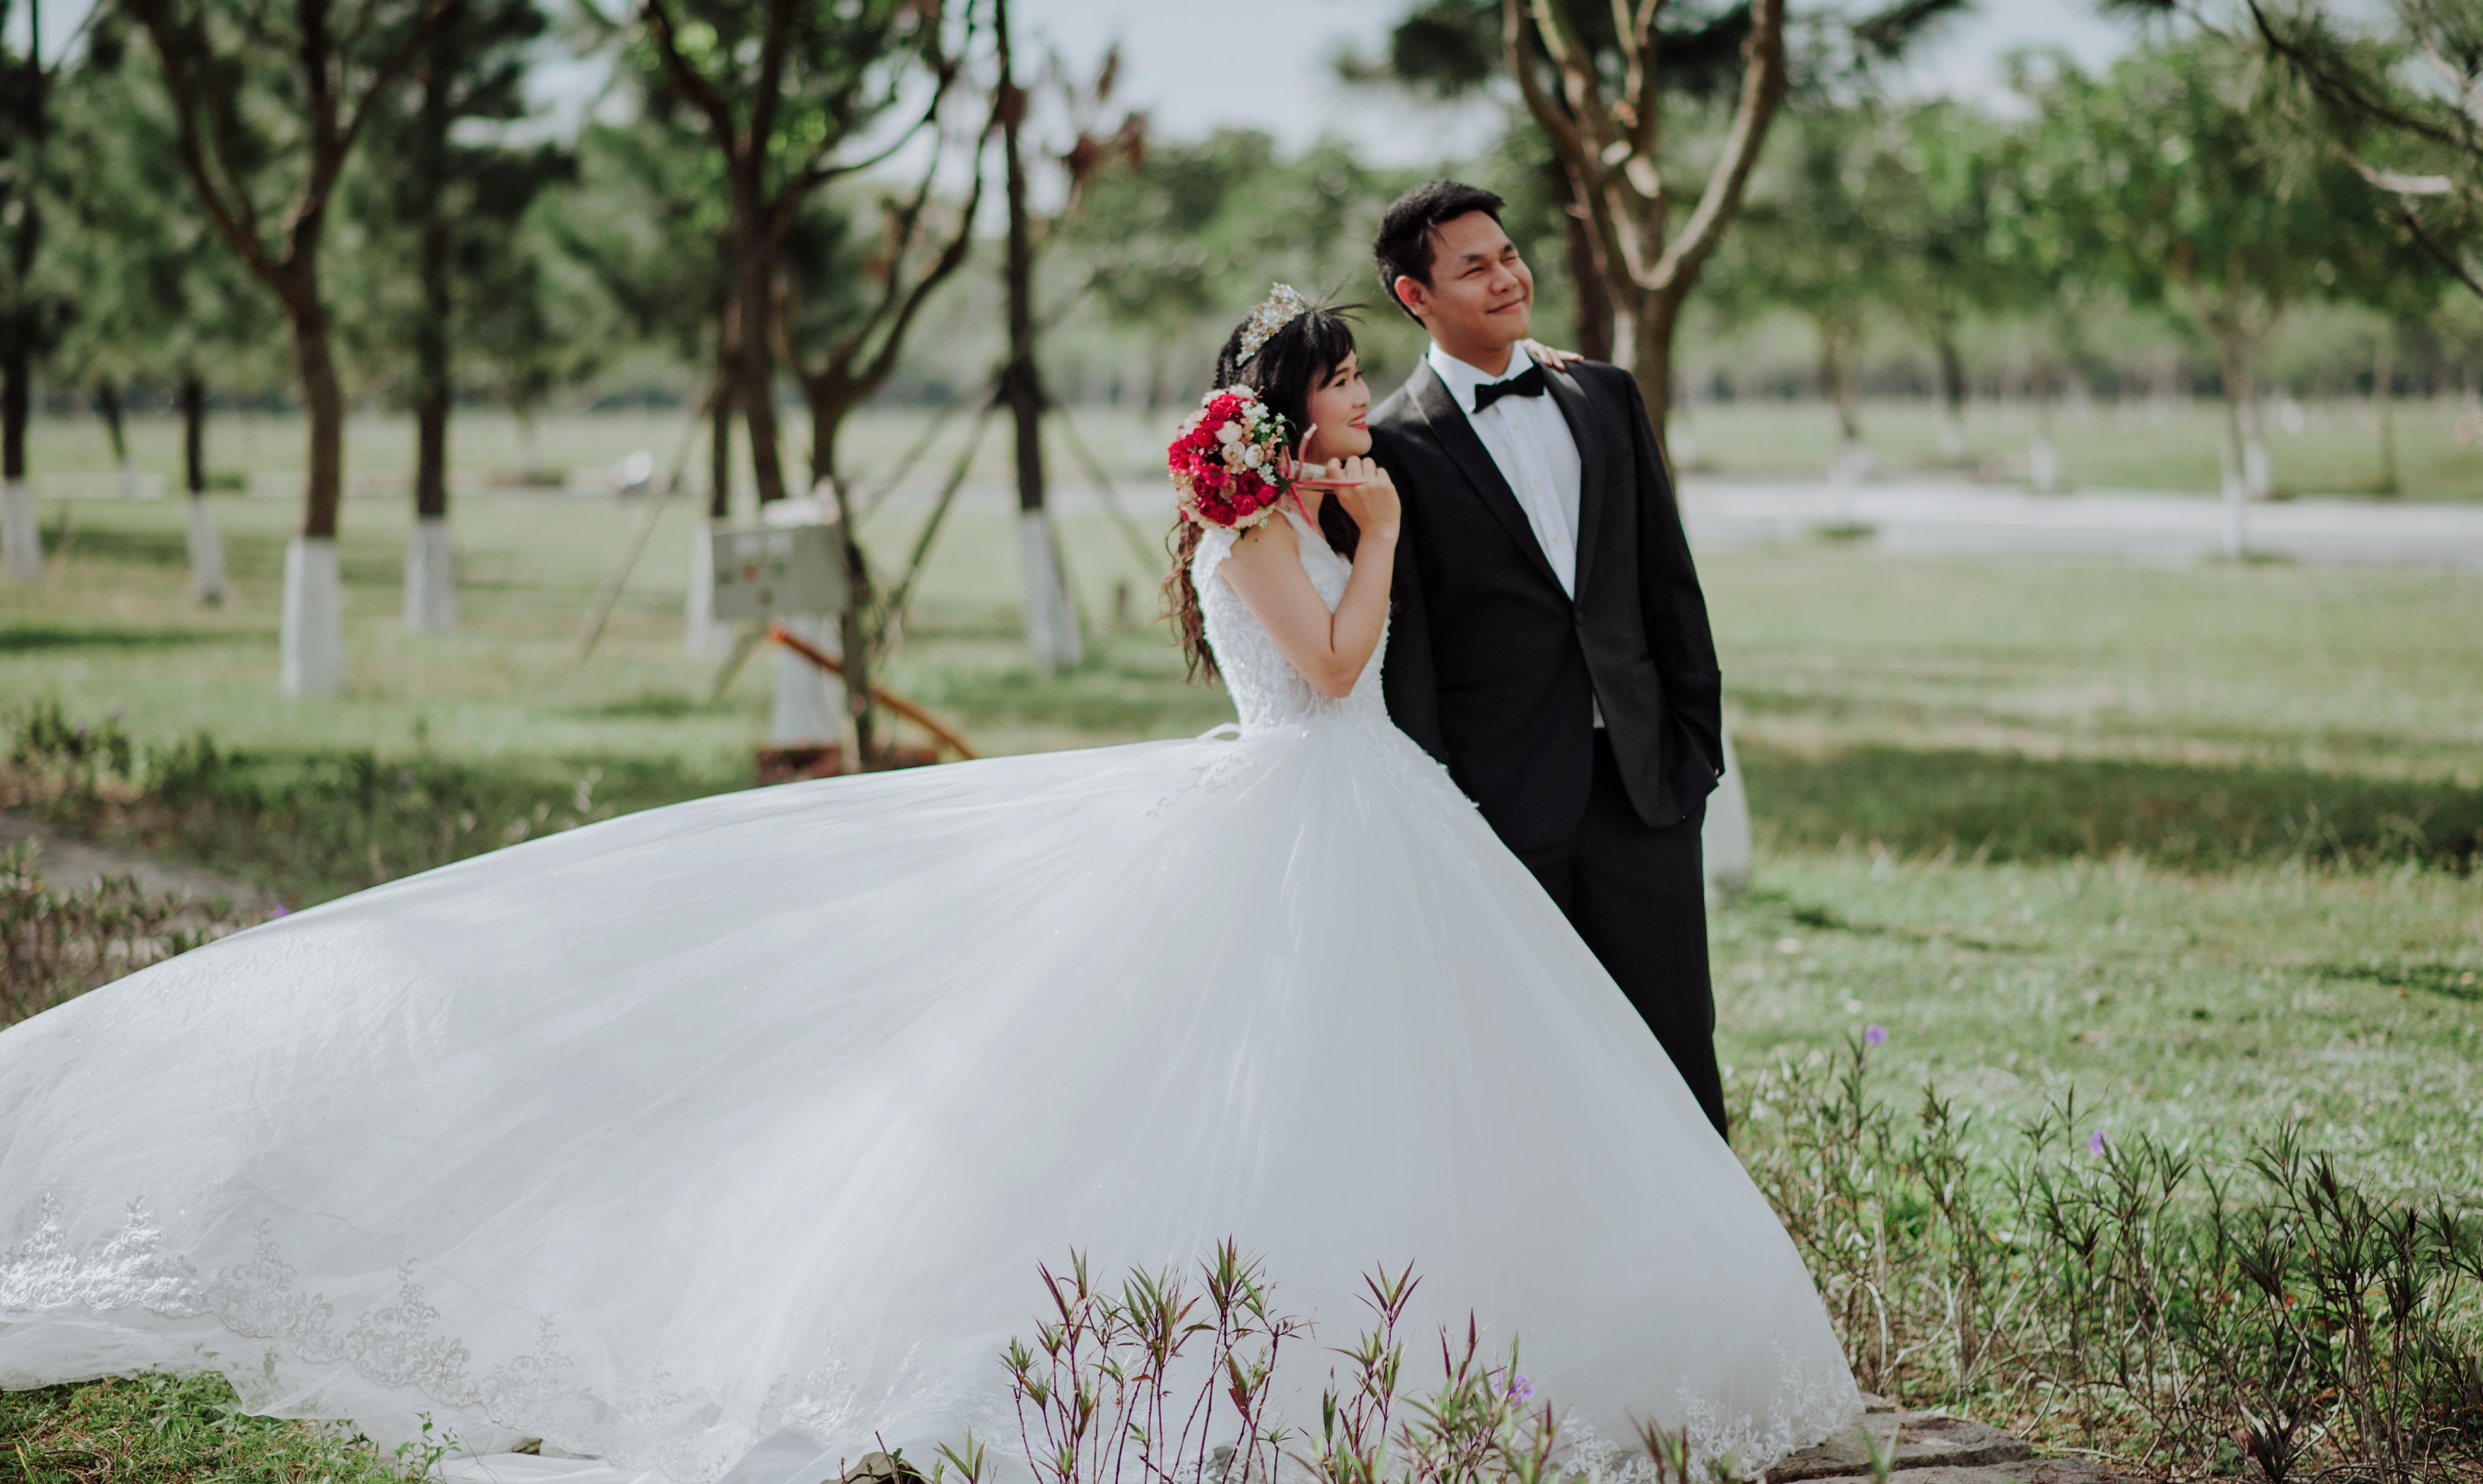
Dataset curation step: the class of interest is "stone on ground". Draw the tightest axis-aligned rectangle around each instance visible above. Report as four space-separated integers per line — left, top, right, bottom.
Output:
1768 1393 2119 1484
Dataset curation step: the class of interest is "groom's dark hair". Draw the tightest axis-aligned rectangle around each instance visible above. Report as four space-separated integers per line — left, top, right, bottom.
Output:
1373 180 1507 324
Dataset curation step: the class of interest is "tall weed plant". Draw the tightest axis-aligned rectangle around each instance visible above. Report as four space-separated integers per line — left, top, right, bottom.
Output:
1738 1037 2483 1480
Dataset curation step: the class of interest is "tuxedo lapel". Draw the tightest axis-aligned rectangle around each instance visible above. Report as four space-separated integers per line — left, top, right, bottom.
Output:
1540 364 1608 600
1408 365 1568 596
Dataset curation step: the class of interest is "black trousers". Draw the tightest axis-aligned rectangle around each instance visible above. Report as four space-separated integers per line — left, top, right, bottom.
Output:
1512 732 1728 1137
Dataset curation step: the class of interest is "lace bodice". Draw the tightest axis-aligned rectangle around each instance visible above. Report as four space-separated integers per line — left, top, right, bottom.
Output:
1193 507 1389 734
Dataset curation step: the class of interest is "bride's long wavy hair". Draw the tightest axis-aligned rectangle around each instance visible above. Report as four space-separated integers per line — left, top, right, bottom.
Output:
1164 301 1365 683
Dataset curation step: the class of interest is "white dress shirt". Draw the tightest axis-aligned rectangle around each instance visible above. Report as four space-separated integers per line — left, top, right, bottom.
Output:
1425 342 1585 596
1426 342 1602 726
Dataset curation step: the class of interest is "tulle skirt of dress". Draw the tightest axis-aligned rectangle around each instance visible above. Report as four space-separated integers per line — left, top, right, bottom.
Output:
0 717 1857 1482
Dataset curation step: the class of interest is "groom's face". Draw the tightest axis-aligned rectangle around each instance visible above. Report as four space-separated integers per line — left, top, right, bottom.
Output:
1399 211 1533 352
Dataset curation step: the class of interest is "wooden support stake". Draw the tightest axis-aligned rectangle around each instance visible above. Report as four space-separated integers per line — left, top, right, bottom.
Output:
767 622 979 761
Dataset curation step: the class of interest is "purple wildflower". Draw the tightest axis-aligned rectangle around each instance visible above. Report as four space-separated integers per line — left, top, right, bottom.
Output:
1507 1374 1532 1403
1863 1025 1888 1047
2088 1129 2109 1156
269 904 290 920
399 767 419 788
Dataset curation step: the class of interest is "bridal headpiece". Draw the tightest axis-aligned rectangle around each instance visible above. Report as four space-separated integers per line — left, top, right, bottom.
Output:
1236 284 1311 362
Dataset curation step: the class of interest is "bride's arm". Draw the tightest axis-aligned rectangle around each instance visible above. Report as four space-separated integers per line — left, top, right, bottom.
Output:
1218 459 1402 699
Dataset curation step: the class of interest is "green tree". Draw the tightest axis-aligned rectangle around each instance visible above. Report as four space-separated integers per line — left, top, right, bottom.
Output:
778 97 990 763
126 0 445 694
628 0 964 511
345 0 565 631
1878 98 2012 465
1714 100 1902 481
0 0 74 583
56 13 281 603
2019 40 2384 541
2113 0 2483 299
549 115 736 517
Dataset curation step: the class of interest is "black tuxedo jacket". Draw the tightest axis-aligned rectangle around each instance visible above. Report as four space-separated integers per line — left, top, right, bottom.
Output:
1371 359 1723 853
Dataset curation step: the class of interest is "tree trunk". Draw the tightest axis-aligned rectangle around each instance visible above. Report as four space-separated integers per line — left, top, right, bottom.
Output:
1618 287 1682 477
685 366 736 658
1547 155 1612 363
1 330 37 580
406 43 458 633
810 396 878 767
284 286 349 695
2214 331 2252 558
1 92 39 580
412 241 450 518
95 382 140 496
2028 358 2059 495
996 0 1079 672
180 373 227 605
709 384 733 519
1934 321 1968 465
734 205 787 505
2374 327 2398 497
1821 322 1865 485
182 374 207 496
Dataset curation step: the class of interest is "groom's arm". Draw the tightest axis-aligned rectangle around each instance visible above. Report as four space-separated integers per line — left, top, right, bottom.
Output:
1371 437 1449 763
1617 371 1725 783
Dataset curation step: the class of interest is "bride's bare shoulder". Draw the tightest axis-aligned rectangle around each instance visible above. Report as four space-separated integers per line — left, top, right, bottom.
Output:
1225 514 1297 560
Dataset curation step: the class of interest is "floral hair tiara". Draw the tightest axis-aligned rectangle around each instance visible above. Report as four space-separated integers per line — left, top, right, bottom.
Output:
1236 284 1311 362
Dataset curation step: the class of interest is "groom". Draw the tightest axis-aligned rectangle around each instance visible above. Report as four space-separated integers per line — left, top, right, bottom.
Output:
1366 180 1732 1136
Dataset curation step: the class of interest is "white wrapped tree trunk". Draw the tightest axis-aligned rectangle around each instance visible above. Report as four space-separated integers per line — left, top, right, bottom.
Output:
281 536 346 697
2028 436 2060 494
684 523 734 659
185 495 228 606
1831 437 1870 486
402 516 459 632
2244 434 2273 501
769 612 850 749
1937 409 1967 464
1 479 38 581
1702 725 1753 901
1018 506 1083 672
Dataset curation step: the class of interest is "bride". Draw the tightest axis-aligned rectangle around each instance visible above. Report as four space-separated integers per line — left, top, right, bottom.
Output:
0 292 1857 1482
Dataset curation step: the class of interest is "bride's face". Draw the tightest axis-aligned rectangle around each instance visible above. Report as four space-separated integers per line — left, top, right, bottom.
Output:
1301 353 1372 464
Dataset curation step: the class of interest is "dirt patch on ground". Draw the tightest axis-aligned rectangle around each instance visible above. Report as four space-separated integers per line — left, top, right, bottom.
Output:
0 811 271 913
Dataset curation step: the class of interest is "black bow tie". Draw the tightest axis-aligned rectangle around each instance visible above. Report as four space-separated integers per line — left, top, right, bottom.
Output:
1470 363 1546 412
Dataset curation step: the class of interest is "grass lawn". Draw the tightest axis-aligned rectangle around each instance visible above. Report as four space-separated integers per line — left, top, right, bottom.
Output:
7 484 2477 1205
5 473 2482 1476
28 394 2483 501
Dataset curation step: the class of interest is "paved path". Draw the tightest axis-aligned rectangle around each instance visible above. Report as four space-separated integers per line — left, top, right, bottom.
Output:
870 474 2483 572
1679 477 2483 570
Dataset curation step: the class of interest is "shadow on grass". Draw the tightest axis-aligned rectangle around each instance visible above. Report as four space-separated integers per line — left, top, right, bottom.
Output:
1740 738 2483 872
6 705 746 906
1 622 260 653
924 657 1235 737
2320 958 2483 1003
581 692 732 720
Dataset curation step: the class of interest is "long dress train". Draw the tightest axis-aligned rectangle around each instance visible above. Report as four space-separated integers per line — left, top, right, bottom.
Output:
0 508 1858 1480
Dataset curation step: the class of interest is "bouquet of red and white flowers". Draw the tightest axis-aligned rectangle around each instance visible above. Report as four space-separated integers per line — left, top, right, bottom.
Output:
1165 385 1299 531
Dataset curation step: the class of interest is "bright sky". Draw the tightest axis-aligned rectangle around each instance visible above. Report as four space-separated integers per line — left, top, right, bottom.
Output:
1017 0 2135 161
30 0 2137 151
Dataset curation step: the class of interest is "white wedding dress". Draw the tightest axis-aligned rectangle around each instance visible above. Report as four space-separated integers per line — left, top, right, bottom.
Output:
0 508 1857 1481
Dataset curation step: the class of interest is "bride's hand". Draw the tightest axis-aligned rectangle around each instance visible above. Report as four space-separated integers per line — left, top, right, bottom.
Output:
1324 456 1400 541
1522 338 1584 369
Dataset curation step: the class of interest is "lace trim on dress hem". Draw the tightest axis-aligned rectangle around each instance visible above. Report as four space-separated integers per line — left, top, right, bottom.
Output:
0 1195 937 1484
4 1197 1854 1481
